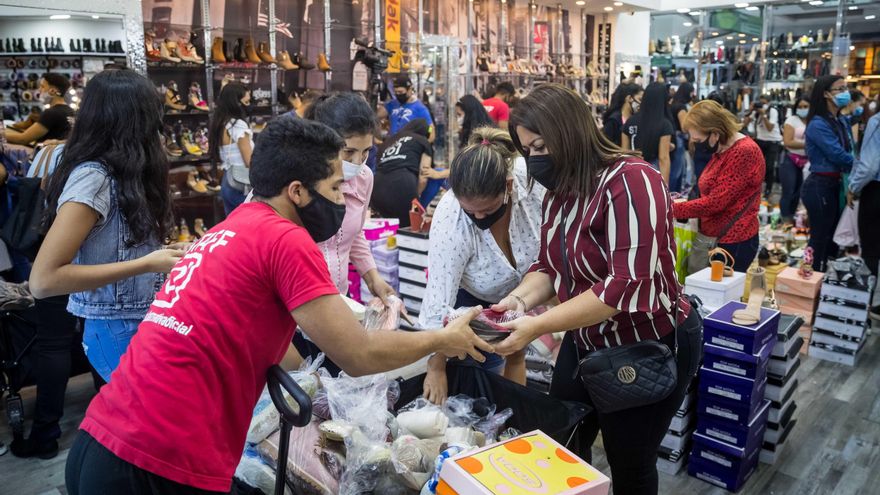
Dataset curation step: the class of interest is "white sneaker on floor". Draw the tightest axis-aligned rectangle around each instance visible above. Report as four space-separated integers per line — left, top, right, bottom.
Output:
0 441 7 456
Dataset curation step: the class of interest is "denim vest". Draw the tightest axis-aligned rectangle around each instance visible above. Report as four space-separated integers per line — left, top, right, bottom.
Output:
66 162 162 320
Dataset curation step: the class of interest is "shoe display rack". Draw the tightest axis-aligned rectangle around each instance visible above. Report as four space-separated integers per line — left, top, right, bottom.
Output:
0 36 126 121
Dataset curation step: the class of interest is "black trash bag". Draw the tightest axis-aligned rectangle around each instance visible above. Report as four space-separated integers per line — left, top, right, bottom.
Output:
395 359 590 449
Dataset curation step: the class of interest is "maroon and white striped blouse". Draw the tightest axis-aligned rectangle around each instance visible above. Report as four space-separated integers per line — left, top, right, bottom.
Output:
529 157 691 350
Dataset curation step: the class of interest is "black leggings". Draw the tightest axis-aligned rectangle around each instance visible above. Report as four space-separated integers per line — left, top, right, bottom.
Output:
550 309 703 495
371 169 419 228
66 431 225 495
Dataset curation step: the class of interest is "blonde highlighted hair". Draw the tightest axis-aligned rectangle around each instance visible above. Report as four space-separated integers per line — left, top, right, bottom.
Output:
683 100 742 143
448 126 518 199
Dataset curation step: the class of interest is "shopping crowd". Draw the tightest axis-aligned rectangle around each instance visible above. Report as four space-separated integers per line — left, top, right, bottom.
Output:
1 66 879 495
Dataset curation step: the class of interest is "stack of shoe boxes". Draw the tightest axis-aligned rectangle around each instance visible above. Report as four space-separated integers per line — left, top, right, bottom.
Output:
808 273 876 366
396 227 430 319
688 301 778 492
774 267 823 353
657 381 697 475
349 219 400 303
761 314 803 464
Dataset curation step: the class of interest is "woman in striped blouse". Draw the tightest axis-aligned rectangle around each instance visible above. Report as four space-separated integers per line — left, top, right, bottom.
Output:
493 84 702 495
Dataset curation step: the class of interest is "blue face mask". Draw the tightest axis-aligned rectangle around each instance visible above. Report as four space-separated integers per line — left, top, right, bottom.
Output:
854 106 864 117
833 90 851 109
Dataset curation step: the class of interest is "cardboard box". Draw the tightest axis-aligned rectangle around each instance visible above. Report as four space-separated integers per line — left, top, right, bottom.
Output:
767 339 801 379
399 263 428 285
657 447 688 476
688 440 760 492
399 248 428 268
797 324 812 354
817 299 870 323
438 430 611 495
684 268 746 312
819 281 875 306
699 366 768 415
767 396 796 426
395 227 429 253
808 342 863 366
692 423 766 474
760 419 796 465
661 428 694 452
696 400 770 451
704 302 780 355
765 358 800 402
811 329 863 352
813 314 870 340
768 374 797 415
764 402 796 444
669 409 696 435
776 294 818 322
703 341 772 381
774 267 824 299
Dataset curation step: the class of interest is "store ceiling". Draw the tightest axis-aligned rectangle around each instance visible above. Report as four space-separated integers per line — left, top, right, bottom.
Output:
539 0 657 15
0 4 121 20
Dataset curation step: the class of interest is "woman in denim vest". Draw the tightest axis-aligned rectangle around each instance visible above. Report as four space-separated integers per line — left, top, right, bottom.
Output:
30 69 183 383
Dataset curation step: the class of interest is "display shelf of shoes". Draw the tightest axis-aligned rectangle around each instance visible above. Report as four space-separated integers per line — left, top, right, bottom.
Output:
0 52 125 58
164 111 210 118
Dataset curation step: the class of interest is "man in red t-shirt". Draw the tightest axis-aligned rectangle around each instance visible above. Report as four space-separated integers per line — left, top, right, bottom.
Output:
482 82 515 129
65 116 492 495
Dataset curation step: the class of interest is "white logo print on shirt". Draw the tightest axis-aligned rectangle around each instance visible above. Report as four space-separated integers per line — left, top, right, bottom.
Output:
152 230 236 309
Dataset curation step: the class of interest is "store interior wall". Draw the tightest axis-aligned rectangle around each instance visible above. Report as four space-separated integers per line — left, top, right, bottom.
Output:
0 17 126 49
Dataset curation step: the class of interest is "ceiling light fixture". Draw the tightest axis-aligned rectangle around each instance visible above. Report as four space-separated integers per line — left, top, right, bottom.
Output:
677 8 690 13
848 6 858 10
716 40 724 45
808 1 823 5
738 33 746 37
689 11 701 16
867 15 877 20
49 14 70 20
850 45 855 51
746 6 759 10
726 35 734 40
604 6 613 11
91 15 100 19
752 37 759 41
739 40 746 44
575 0 585 5
683 22 693 26
734 2 749 7
614 2 624 6
711 32 719 36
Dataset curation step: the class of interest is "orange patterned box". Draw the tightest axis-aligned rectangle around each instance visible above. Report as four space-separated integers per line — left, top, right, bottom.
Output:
437 430 610 495
775 267 824 300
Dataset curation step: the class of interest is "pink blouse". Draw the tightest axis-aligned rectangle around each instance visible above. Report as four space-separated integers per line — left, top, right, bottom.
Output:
318 165 378 294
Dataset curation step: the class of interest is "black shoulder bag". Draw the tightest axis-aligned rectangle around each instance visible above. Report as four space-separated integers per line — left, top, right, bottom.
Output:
558 203 679 414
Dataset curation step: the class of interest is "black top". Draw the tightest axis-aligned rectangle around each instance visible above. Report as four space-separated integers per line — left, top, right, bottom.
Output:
377 133 433 175
670 103 688 133
38 104 75 142
623 113 675 163
602 110 624 146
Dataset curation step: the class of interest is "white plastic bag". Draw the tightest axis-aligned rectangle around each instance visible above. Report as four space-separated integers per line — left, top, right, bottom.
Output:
246 354 324 445
833 201 860 248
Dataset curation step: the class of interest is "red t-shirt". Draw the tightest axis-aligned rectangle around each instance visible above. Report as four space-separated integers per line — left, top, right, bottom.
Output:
79 202 339 492
482 97 510 124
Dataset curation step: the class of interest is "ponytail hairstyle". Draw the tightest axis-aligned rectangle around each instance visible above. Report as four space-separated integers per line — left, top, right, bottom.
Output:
449 126 518 199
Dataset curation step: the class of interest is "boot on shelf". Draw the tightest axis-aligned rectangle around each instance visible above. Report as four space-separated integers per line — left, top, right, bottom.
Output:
177 40 202 63
165 81 187 112
244 37 261 64
189 82 209 111
317 52 331 71
276 50 298 70
30 38 36 53
211 36 226 63
257 42 275 64
160 40 181 63
294 52 315 70
233 38 246 62
145 31 160 62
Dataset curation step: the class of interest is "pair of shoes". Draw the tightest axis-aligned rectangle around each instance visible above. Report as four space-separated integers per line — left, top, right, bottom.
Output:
165 81 187 112
188 82 208 111
733 266 766 326
10 437 59 460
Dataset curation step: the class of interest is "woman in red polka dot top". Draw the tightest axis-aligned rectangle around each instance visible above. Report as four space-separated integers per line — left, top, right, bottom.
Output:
673 100 765 272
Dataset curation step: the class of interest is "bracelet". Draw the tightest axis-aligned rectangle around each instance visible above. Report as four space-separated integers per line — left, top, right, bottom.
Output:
510 294 527 311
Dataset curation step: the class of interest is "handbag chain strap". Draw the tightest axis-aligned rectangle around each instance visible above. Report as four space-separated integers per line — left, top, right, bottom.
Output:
715 188 762 242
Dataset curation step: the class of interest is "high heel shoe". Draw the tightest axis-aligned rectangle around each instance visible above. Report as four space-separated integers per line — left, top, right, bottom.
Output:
177 37 203 64
317 52 331 71
181 130 203 156
708 248 735 282
165 82 187 112
244 37 261 64
195 128 210 154
211 37 226 63
277 50 298 70
160 40 181 63
193 218 207 237
163 131 183 157
145 31 161 62
732 266 766 326
257 42 275 64
187 171 207 194
189 82 209 111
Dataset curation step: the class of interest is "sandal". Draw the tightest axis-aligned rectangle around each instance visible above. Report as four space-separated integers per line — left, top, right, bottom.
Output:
708 247 735 281
732 266 766 326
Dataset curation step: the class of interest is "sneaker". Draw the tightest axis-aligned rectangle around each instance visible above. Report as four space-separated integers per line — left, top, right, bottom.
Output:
10 437 59 460
870 305 880 322
0 440 7 456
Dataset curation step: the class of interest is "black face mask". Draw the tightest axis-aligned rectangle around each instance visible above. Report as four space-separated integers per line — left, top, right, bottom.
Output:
694 136 719 155
396 93 410 105
527 154 557 191
295 189 346 243
465 197 509 230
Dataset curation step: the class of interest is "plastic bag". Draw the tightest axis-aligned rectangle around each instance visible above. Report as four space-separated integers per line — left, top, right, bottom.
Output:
246 354 324 445
257 422 340 495
235 446 292 495
443 306 549 342
833 202 860 247
396 398 449 439
363 296 404 331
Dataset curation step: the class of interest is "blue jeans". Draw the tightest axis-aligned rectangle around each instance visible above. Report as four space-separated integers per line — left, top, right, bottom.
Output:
419 177 445 208
670 132 687 193
82 319 140 383
778 153 804 220
718 235 760 273
802 174 842 272
221 174 246 216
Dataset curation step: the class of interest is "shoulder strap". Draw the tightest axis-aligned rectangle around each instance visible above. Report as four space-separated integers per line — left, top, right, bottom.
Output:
34 144 57 188
718 187 761 240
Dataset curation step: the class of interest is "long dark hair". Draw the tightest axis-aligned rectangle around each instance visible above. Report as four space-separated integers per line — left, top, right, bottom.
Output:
635 82 672 160
510 84 630 198
672 82 695 107
806 75 843 124
305 92 376 138
209 82 249 163
45 69 171 245
602 83 641 122
456 95 495 147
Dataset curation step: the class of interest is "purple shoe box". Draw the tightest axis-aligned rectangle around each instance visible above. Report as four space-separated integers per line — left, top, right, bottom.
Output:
698 366 768 413
689 430 763 493
696 399 770 451
697 382 768 425
704 302 780 355
703 340 774 382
